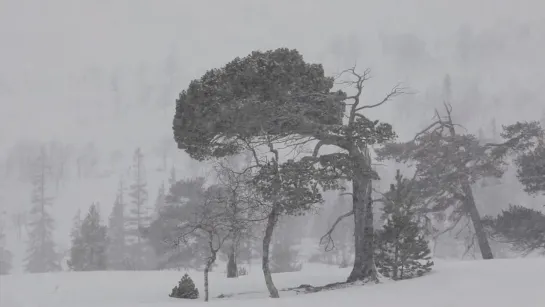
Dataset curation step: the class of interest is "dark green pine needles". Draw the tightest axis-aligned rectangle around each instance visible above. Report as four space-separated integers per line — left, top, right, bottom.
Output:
375 214 434 280
375 170 434 280
170 273 199 299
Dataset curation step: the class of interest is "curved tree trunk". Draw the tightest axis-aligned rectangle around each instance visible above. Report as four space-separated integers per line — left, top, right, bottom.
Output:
348 174 378 282
462 183 494 259
262 206 280 298
204 253 217 302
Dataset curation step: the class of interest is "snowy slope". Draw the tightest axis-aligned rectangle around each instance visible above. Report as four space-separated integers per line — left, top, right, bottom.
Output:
2 0 545 274
1 259 544 307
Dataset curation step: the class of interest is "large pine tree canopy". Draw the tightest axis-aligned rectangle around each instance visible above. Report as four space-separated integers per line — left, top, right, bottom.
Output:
173 48 346 161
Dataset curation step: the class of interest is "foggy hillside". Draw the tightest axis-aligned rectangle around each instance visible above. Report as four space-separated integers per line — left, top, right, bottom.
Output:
0 2 544 306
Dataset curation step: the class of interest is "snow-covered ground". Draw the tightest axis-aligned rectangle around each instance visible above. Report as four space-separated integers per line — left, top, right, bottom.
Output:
1 259 544 307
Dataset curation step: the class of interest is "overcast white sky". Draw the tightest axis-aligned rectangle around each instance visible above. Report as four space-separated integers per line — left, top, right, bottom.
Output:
1 0 544 148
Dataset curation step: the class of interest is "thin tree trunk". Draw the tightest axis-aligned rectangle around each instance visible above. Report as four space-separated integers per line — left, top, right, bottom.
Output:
204 253 216 302
262 206 280 298
462 183 494 259
204 265 210 302
393 245 399 280
348 173 378 282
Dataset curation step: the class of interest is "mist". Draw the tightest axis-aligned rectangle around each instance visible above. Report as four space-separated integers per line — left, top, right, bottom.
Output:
0 1 544 303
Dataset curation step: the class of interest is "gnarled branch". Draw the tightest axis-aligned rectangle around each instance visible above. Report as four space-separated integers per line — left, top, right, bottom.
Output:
355 84 406 111
319 210 354 252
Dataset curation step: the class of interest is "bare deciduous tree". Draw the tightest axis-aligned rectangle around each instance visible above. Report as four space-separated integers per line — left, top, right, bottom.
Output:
172 185 241 302
213 158 261 278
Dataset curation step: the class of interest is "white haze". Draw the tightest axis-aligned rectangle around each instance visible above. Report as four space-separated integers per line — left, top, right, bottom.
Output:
1 0 545 271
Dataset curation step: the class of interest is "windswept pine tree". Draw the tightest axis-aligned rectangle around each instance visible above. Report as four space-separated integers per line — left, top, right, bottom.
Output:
107 181 128 270
173 48 399 297
69 203 108 271
25 147 60 273
378 95 544 261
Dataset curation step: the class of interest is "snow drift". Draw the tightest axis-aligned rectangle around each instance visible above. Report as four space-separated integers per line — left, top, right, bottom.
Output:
1 259 543 307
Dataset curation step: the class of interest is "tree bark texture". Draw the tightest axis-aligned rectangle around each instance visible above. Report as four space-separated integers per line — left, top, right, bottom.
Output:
347 166 378 282
262 206 280 298
204 252 217 302
461 183 494 259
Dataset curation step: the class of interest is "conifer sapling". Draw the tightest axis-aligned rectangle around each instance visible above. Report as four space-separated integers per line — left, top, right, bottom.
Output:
169 273 199 299
375 170 434 280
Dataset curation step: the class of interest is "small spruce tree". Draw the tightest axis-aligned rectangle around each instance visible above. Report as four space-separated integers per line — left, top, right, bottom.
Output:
25 147 61 273
67 209 84 270
375 216 433 280
375 170 433 280
69 203 108 271
107 188 127 270
169 273 199 299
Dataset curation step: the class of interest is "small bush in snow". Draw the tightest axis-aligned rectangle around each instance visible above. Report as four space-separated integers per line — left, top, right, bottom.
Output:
169 273 199 299
238 266 248 276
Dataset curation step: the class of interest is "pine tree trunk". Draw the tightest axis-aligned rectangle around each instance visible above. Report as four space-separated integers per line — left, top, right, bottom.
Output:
348 173 378 283
226 247 237 278
445 122 493 260
462 183 494 259
262 206 280 298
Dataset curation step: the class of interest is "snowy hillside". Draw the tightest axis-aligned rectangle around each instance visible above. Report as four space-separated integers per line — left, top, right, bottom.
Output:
1 259 544 307
2 0 545 274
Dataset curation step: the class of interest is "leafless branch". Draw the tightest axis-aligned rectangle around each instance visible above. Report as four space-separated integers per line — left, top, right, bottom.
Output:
313 140 325 157
355 84 406 111
319 210 354 252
